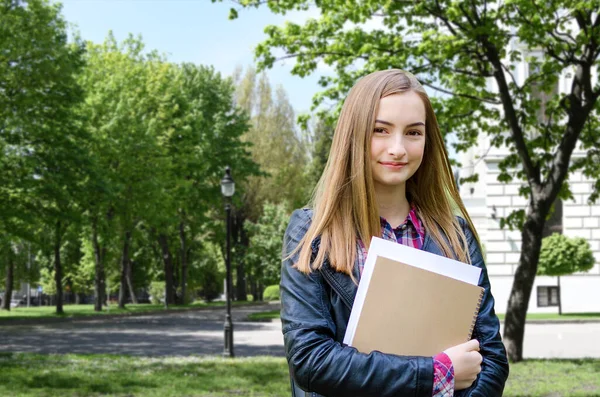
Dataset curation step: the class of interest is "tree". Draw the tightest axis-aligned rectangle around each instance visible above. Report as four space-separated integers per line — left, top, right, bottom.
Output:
217 0 600 362
157 63 258 305
0 0 91 314
0 239 17 310
231 67 310 300
245 201 291 299
234 68 310 214
79 33 258 308
79 35 163 309
537 233 595 314
304 115 335 188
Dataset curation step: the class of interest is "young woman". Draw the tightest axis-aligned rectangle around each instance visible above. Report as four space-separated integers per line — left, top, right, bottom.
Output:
281 69 509 397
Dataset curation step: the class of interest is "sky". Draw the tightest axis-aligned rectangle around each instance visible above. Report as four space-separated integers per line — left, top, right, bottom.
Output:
58 0 326 116
56 0 460 159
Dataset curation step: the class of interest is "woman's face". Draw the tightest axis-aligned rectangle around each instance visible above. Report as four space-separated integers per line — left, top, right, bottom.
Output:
370 91 426 191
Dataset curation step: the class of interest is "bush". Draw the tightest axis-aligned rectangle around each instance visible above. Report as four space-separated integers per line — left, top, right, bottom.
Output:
538 233 595 276
176 287 196 305
148 282 165 305
263 285 280 301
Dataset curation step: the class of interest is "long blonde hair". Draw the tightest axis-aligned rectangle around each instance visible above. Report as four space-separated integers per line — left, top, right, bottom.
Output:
295 69 478 275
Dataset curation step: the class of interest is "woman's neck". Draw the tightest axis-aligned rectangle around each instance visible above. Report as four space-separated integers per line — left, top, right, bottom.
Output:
374 184 410 228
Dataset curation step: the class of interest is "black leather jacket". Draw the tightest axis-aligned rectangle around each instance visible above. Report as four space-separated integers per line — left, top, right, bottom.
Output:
281 209 509 397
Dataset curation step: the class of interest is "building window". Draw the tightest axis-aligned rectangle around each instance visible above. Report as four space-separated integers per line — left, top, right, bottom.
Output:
537 286 560 307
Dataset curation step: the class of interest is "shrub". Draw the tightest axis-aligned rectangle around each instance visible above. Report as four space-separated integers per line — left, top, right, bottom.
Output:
148 282 165 305
263 285 280 301
538 233 595 276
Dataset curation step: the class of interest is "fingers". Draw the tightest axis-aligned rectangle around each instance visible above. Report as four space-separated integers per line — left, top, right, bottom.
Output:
466 339 480 351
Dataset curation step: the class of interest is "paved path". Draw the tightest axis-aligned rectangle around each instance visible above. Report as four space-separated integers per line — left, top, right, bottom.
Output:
0 304 284 357
1 305 599 358
502 322 600 359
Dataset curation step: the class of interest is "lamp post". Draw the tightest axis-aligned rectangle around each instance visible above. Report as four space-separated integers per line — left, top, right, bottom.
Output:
221 166 235 358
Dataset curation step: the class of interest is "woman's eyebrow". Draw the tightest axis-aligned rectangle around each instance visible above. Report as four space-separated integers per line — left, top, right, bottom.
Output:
374 119 394 126
374 120 425 128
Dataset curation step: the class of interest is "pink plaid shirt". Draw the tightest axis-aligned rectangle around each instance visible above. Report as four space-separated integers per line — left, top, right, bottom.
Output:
356 207 455 397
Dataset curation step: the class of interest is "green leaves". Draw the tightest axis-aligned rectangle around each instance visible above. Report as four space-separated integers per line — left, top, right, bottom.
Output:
537 233 595 276
233 67 310 220
213 0 600 228
0 0 90 231
245 202 291 285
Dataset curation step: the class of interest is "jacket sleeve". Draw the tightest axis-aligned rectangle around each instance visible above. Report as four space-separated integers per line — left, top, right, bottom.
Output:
280 209 434 397
455 219 510 396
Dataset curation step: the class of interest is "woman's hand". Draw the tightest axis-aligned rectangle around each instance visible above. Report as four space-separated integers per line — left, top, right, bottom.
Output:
444 339 483 390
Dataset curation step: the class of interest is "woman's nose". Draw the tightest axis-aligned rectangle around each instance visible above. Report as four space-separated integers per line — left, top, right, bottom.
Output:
388 134 407 157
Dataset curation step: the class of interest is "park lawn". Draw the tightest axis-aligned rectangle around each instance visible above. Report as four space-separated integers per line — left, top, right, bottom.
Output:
496 312 600 321
247 310 281 321
0 301 260 322
0 353 599 397
0 353 289 397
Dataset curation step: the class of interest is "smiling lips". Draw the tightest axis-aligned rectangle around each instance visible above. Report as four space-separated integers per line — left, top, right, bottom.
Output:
379 161 408 169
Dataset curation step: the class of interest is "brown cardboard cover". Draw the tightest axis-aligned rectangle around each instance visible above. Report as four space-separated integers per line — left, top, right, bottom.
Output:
352 256 484 357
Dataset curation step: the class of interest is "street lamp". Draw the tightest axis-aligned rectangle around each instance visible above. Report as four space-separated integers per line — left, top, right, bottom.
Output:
221 166 235 358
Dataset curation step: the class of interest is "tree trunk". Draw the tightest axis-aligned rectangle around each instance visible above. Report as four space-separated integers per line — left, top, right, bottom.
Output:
557 275 562 316
173 252 181 304
502 209 545 362
248 273 257 302
179 220 187 305
2 248 14 311
54 220 64 314
118 230 131 309
92 217 106 312
158 233 175 305
258 280 264 302
127 259 137 304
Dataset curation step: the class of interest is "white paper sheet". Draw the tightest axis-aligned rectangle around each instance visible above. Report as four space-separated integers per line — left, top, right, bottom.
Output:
343 237 482 346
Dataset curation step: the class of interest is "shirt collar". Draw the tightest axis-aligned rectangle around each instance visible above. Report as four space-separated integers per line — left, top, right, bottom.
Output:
379 205 422 232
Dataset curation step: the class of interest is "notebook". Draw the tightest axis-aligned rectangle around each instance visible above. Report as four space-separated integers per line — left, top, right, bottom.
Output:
344 237 484 357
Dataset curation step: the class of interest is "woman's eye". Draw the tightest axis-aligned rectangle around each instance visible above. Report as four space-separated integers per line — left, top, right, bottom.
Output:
374 127 387 134
407 130 423 136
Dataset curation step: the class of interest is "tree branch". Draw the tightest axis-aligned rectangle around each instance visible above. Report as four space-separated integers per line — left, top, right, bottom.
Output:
501 62 523 94
574 9 591 37
480 38 540 190
275 51 370 63
458 3 477 27
422 55 492 77
544 63 598 201
419 81 500 104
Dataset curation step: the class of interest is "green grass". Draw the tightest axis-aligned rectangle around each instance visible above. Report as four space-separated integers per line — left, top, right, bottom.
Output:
496 312 600 321
506 359 600 396
247 310 280 322
0 301 261 322
0 353 598 396
0 353 289 397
